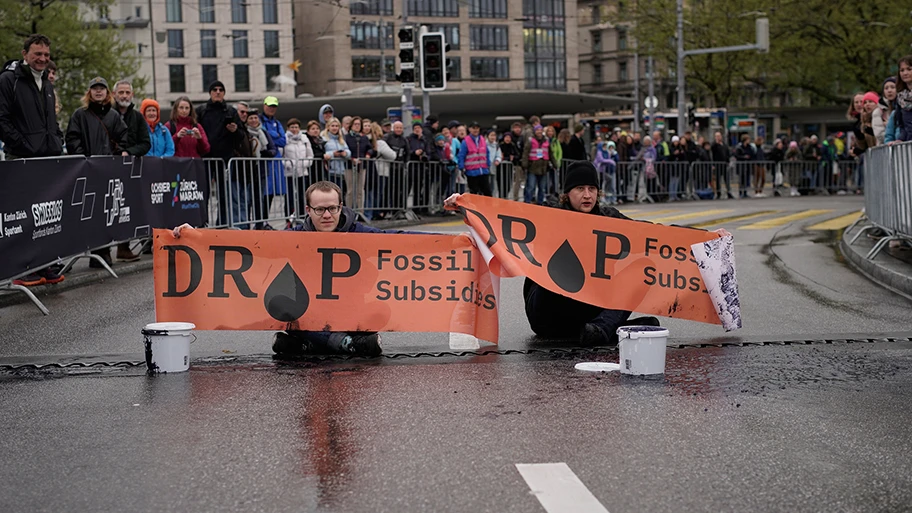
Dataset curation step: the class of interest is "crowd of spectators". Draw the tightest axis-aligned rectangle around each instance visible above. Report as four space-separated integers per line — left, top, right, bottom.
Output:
3 33 912 283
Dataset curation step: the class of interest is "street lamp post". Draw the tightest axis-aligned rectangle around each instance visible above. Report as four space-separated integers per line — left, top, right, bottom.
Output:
676 0 769 135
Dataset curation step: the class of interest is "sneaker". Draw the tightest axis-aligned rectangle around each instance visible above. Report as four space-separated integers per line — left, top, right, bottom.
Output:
40 268 65 284
342 332 383 357
272 331 312 356
13 273 45 287
579 323 610 346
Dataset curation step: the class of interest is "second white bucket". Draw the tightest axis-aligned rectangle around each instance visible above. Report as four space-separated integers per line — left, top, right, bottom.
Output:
142 322 196 374
617 326 669 376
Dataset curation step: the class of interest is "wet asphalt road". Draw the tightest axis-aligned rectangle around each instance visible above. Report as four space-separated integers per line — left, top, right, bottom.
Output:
2 195 912 512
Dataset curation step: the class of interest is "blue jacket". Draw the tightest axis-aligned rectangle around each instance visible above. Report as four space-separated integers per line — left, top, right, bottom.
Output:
261 114 286 154
884 110 901 144
146 122 175 157
323 134 351 175
456 134 489 176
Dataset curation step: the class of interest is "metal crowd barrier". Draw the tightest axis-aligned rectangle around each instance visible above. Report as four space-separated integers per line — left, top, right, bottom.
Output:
847 142 912 259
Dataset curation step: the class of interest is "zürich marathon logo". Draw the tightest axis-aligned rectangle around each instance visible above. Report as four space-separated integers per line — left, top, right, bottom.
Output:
160 244 496 323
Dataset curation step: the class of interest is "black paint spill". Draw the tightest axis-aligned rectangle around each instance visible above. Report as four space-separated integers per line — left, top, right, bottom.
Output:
547 240 586 293
264 263 309 322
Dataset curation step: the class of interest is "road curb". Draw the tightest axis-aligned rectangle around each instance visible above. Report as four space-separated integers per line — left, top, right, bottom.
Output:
840 236 912 301
0 259 154 308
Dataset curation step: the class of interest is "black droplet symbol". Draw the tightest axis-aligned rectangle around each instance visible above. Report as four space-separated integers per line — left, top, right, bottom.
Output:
264 263 309 322
547 240 585 293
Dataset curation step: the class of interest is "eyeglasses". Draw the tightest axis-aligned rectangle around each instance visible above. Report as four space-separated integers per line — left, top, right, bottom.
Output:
309 205 341 216
211 87 225 92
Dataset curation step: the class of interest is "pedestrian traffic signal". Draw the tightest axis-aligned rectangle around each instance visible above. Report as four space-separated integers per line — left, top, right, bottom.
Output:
397 26 416 88
420 32 446 91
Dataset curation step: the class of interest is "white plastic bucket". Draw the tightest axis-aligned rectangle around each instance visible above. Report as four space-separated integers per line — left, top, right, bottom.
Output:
142 322 196 374
617 326 669 376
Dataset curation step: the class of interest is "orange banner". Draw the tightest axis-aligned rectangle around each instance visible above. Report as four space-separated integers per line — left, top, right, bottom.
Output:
152 228 499 341
454 195 723 325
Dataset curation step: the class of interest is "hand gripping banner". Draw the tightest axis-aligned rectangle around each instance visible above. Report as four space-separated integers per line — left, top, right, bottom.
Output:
152 228 500 342
453 195 741 330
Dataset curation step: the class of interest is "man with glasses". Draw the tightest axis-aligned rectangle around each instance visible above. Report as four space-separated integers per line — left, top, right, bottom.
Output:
173 180 425 357
197 80 245 225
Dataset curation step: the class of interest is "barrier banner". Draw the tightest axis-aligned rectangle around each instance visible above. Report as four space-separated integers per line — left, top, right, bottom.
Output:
453 194 737 327
0 157 208 281
152 228 500 341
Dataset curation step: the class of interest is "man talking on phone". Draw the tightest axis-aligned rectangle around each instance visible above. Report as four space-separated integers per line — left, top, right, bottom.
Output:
196 80 246 225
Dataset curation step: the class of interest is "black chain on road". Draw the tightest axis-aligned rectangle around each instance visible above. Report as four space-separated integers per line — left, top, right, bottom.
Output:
1 336 910 373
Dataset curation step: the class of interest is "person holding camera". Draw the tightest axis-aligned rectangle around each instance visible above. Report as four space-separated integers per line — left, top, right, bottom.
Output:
196 80 245 225
167 96 210 158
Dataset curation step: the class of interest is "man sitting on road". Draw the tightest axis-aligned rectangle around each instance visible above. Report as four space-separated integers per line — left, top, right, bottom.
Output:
445 161 731 346
173 181 432 357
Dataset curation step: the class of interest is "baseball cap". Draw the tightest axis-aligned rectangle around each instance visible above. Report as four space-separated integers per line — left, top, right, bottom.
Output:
469 120 481 128
264 96 279 107
88 77 108 89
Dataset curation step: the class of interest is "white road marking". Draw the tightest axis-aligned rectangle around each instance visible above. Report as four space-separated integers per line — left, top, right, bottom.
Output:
515 462 610 513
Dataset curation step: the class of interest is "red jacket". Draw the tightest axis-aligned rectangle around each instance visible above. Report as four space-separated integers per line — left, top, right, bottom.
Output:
167 117 211 158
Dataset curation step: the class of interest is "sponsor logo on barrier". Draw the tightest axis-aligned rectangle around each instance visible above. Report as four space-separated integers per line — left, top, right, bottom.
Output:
31 200 64 240
150 174 203 210
1 210 27 238
104 179 131 226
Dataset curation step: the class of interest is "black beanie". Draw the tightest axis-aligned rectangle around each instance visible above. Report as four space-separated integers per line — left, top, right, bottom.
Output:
562 161 600 193
208 80 226 92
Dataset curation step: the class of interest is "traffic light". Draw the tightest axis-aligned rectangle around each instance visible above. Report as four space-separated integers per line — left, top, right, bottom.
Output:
397 26 416 87
420 32 446 91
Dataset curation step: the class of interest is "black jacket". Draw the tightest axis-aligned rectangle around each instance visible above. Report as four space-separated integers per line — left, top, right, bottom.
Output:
384 132 409 162
500 140 520 164
118 103 151 156
344 131 371 159
711 142 731 162
407 133 429 161
0 60 62 157
65 102 128 156
307 133 326 160
566 134 588 161
196 100 244 159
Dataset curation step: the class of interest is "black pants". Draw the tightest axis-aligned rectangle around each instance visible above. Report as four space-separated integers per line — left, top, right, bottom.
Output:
467 173 492 196
523 278 631 342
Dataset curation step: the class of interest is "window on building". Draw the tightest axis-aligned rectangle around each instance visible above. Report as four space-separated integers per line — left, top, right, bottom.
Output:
199 0 215 23
231 0 247 23
425 24 460 50
200 30 216 58
470 25 508 51
618 29 627 50
202 65 218 91
263 0 278 24
351 0 393 15
264 30 280 58
448 55 462 81
167 30 184 58
232 30 248 58
590 5 600 24
406 0 458 17
350 21 395 49
235 64 250 92
470 0 507 18
351 56 396 80
470 57 509 80
166 0 182 22
521 1 566 92
592 31 601 53
265 64 281 91
618 61 627 81
169 64 186 92
593 63 602 85
135 6 142 18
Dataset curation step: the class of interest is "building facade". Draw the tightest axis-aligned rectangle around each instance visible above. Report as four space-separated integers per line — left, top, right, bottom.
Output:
100 0 296 106
294 0 579 97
